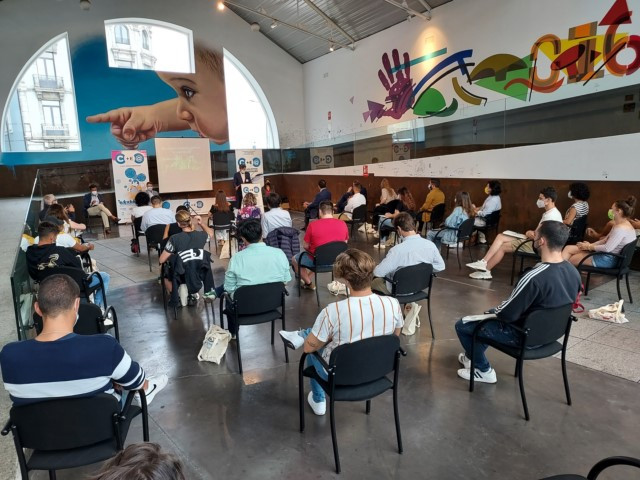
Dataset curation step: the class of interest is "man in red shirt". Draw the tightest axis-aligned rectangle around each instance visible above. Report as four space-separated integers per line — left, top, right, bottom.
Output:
292 200 348 289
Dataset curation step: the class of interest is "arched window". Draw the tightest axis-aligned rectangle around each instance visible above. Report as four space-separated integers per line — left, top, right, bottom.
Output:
224 49 279 149
142 30 149 50
115 25 130 45
1 33 81 152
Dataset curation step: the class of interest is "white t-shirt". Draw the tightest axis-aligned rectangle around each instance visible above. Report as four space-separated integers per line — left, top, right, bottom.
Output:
540 207 563 224
141 207 175 232
311 294 404 362
33 233 77 248
132 205 153 218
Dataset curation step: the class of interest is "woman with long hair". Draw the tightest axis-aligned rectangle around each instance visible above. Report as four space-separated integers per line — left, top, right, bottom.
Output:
368 178 398 233
237 192 261 222
46 203 86 235
208 190 234 246
428 191 475 248
374 187 416 248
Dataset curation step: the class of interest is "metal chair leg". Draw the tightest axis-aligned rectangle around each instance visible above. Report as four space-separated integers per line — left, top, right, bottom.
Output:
616 276 623 301
393 384 403 454
626 273 634 303
365 399 371 414
49 470 57 480
456 244 461 269
236 330 243 374
561 351 572 406
517 358 530 421
427 297 435 339
148 247 152 272
270 320 275 345
330 400 341 474
315 271 320 307
298 358 306 432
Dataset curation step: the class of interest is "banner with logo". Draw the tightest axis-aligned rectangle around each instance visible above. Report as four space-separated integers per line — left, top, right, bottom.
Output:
392 143 411 162
310 147 334 170
240 183 264 214
235 149 264 185
112 150 149 223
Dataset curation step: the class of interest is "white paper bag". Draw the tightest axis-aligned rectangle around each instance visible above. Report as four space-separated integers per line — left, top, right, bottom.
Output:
198 325 232 364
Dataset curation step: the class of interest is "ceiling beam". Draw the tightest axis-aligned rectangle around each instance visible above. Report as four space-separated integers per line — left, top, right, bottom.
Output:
301 0 356 46
415 0 433 19
382 0 430 21
223 0 355 51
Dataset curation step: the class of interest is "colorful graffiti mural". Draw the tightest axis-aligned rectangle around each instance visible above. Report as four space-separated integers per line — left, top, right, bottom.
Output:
364 0 640 121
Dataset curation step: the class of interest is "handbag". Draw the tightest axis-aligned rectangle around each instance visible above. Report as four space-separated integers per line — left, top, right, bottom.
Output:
572 283 585 314
402 302 422 335
588 300 628 324
197 325 232 364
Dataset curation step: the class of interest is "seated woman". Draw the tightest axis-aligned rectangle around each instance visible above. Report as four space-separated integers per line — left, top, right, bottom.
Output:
161 205 189 250
209 190 235 246
474 180 502 243
46 203 86 236
369 178 397 233
373 187 416 249
34 217 95 254
563 196 637 268
564 182 590 227
131 191 152 222
237 192 262 222
428 191 474 248
262 180 274 209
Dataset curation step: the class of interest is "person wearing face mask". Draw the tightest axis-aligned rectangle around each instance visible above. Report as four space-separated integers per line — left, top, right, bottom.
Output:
145 182 159 197
0 274 168 407
473 180 502 244
466 186 562 280
418 178 445 233
563 182 590 227
455 221 581 384
83 183 120 235
563 196 637 268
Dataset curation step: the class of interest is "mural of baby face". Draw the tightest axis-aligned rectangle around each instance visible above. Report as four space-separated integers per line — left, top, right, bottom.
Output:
157 54 229 144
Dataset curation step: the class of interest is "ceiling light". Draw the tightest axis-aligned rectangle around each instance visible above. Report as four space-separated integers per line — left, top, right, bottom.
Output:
270 21 278 29
79 0 91 10
329 43 335 52
216 1 225 11
250 22 260 32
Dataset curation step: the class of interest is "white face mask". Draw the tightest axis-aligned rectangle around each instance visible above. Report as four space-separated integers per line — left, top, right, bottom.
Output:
536 199 545 209
568 191 573 199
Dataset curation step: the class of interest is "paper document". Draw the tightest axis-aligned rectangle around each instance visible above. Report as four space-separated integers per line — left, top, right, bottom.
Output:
502 230 527 239
461 314 498 324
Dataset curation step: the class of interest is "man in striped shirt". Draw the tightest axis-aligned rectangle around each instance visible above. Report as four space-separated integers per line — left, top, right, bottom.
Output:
455 221 581 384
280 249 404 416
0 274 167 406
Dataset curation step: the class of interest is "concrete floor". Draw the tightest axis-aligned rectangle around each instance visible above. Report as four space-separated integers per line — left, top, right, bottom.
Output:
2 210 640 479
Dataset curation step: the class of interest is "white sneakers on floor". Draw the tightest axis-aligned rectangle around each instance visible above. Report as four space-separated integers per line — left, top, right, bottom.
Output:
373 243 386 249
308 392 326 415
457 367 497 384
178 284 188 307
457 352 471 369
466 259 488 271
469 270 493 280
327 280 349 296
279 330 304 349
141 374 169 405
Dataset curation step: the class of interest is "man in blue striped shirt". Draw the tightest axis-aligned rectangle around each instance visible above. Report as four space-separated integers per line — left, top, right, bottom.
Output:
0 274 167 406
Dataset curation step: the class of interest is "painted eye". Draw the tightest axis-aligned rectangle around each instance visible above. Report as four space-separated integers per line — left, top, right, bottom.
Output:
181 86 195 99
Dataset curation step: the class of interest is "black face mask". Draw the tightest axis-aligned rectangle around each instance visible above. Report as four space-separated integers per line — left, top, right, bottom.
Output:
533 238 542 250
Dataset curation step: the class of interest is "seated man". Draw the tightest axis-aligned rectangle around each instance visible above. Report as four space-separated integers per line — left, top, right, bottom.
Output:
83 183 120 234
26 222 110 309
39 194 77 222
141 195 175 232
466 186 563 280
0 274 167 406
279 249 404 416
455 221 581 383
292 200 349 290
418 178 445 232
262 192 292 238
372 212 445 294
303 179 331 229
334 182 366 220
214 219 291 334
336 181 368 213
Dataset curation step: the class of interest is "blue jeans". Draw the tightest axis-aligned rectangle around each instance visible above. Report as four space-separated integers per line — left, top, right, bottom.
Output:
294 252 315 268
299 328 328 402
89 272 110 309
591 253 618 268
378 218 393 242
454 319 522 372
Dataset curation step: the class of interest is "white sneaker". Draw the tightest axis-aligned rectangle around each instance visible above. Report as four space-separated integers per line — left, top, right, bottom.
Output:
466 259 488 271
478 232 487 244
372 231 379 239
103 318 114 327
327 280 348 296
358 224 366 233
457 353 471 369
144 374 169 405
373 242 386 249
308 391 326 416
469 270 493 280
178 284 188 307
457 367 497 384
279 330 304 349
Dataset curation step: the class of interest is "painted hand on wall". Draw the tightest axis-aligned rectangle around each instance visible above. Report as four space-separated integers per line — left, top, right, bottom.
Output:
376 49 415 120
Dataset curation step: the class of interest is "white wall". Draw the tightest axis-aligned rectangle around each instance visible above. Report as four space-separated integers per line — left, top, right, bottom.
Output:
303 0 640 145
0 0 305 149
293 133 640 182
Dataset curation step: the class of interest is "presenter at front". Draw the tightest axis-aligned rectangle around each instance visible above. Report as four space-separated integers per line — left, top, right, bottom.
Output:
234 163 251 209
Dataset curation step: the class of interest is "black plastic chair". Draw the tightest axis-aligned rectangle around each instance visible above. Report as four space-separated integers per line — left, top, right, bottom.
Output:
83 208 106 236
298 335 407 474
220 282 289 374
144 224 166 272
433 217 476 269
539 456 640 479
33 303 119 341
1 391 149 480
209 211 235 255
566 214 588 245
296 241 348 307
38 266 107 308
576 239 637 303
372 263 436 338
418 202 446 235
344 205 368 242
130 216 145 257
510 239 541 285
474 209 501 244
468 304 575 421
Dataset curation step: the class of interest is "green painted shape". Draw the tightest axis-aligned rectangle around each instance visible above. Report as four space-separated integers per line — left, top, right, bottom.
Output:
474 54 532 101
432 98 458 117
412 88 446 116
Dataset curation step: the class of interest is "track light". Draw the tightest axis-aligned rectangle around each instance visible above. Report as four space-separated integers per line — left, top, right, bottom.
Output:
270 21 278 29
329 43 335 52
216 1 225 11
79 0 91 10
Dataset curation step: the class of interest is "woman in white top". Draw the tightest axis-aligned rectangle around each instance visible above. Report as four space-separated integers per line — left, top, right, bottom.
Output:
474 180 502 227
563 196 637 268
563 182 590 226
370 178 397 232
46 203 86 235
